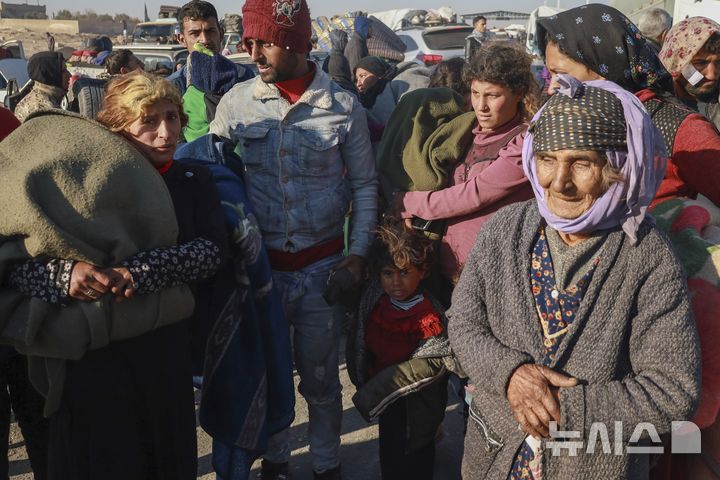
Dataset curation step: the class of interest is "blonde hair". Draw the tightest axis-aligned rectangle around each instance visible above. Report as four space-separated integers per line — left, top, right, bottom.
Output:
97 71 187 132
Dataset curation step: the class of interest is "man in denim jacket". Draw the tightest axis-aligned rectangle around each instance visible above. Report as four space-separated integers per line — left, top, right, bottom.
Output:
209 0 378 478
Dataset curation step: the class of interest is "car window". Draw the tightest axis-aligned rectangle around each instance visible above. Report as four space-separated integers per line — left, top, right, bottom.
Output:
223 33 243 53
230 54 257 74
0 72 6 89
397 35 418 51
133 25 174 43
422 28 473 50
134 53 177 76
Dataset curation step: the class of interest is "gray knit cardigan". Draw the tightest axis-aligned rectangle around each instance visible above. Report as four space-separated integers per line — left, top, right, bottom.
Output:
447 200 701 480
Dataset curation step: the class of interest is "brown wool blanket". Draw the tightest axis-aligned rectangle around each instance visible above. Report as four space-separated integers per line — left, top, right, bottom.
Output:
0 110 194 414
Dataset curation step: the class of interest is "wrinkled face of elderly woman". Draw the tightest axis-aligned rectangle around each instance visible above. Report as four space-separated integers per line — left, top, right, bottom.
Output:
535 149 608 219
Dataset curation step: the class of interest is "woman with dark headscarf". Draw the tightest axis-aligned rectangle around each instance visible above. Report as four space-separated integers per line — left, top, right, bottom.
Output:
448 74 700 480
355 55 431 135
354 55 393 108
14 52 70 122
536 4 720 207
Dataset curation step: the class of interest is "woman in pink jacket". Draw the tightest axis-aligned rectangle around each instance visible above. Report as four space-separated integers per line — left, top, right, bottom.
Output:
395 42 540 286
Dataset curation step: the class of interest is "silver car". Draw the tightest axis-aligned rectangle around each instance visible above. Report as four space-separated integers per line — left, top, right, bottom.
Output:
395 25 473 65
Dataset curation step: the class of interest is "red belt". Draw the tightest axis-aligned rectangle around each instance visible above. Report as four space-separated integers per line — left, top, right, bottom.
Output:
267 236 344 272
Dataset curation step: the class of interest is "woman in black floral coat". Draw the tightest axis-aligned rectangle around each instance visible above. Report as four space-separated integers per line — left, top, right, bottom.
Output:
7 71 228 480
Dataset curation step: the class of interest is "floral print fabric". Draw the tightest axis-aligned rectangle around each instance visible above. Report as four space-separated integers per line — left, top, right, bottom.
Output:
8 258 74 304
660 16 720 73
7 238 222 304
508 227 599 480
536 4 670 93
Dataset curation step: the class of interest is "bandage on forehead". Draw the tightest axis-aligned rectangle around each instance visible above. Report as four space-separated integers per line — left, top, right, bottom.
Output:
531 85 627 152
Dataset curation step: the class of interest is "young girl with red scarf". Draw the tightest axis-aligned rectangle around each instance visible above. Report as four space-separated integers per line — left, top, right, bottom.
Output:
347 220 454 480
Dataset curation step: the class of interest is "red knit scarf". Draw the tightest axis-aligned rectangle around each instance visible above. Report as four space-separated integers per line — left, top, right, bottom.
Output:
365 294 443 378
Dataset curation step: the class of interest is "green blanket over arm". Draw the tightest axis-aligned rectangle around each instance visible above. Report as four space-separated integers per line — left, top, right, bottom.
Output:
375 87 476 192
0 110 195 415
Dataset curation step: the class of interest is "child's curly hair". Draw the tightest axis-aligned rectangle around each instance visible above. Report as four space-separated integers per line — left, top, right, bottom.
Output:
368 218 435 275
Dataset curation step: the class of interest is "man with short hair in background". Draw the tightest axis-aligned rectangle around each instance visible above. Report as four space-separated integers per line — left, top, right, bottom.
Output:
210 1 378 478
105 49 145 76
45 32 55 52
465 15 494 61
638 8 672 52
472 15 488 34
168 0 253 95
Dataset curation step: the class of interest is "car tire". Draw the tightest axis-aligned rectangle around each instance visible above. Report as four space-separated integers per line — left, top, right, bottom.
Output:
73 77 106 119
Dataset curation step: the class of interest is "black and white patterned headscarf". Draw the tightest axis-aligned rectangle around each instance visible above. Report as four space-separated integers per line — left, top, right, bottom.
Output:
536 4 671 93
531 83 627 152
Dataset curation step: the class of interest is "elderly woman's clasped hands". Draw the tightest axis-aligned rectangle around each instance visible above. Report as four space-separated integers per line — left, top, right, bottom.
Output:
68 261 137 303
506 364 578 439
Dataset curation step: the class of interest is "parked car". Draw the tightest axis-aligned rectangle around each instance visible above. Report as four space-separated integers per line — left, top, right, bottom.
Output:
222 32 242 54
131 19 180 44
395 25 473 65
0 40 28 108
128 44 188 76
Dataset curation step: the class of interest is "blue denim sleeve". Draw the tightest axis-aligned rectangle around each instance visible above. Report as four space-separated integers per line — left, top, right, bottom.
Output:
342 100 378 258
167 66 187 96
208 88 236 141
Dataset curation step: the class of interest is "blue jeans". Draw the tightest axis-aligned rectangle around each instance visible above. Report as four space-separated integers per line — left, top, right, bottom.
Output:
263 254 343 473
212 439 258 480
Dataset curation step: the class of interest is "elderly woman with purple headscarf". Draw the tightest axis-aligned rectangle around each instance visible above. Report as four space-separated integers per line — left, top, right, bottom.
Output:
447 74 701 480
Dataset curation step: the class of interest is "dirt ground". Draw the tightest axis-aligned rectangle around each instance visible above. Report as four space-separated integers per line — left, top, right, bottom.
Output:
0 26 131 59
8 343 465 479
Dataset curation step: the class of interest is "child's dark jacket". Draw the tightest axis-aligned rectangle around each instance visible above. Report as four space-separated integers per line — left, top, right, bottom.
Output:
347 278 458 452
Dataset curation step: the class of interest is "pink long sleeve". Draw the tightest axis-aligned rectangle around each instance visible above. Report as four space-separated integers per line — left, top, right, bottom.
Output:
399 132 528 220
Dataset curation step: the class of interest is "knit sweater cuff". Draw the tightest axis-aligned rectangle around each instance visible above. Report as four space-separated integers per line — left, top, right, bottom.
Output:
558 384 586 437
492 353 533 397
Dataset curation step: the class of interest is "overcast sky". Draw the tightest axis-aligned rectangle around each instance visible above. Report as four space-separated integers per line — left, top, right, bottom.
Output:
45 0 603 21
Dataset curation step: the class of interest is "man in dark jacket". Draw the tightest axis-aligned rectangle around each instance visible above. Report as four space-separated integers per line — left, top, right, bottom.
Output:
14 52 69 122
344 16 370 75
322 29 355 93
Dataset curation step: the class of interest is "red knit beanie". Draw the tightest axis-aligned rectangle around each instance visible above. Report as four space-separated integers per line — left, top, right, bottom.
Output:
242 0 312 53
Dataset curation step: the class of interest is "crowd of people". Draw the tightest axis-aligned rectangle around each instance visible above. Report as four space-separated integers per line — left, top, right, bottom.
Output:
0 0 719 479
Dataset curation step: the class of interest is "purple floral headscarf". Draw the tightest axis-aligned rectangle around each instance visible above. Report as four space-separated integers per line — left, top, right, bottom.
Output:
522 74 668 243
